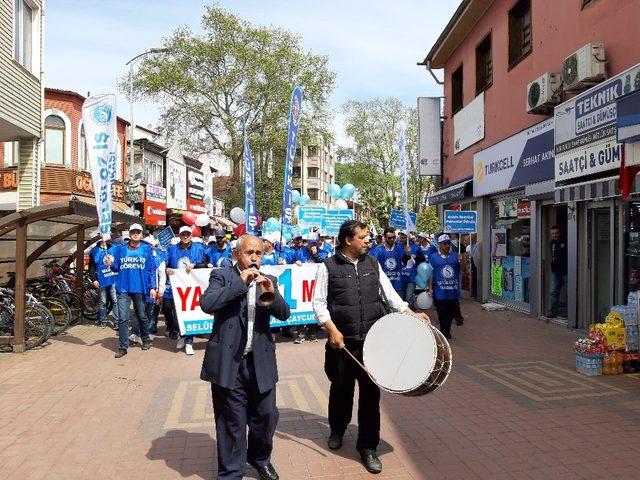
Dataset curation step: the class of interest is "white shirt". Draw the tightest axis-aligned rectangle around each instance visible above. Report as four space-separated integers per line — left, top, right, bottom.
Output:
312 255 408 326
237 267 257 355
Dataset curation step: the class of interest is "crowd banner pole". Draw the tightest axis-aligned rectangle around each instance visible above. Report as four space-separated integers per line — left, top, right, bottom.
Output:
399 132 416 232
243 118 259 235
82 94 117 240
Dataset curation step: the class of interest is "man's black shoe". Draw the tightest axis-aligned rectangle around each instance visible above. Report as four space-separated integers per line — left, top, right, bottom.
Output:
170 332 179 340
327 432 343 450
359 449 382 474
114 348 127 358
249 462 279 480
455 317 464 326
141 341 152 350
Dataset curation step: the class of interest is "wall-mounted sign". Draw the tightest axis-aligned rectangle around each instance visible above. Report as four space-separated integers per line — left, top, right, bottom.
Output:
167 159 186 210
418 97 441 176
143 200 166 226
517 201 531 219
555 62 640 183
0 169 17 191
454 91 484 154
73 171 125 202
187 166 205 202
187 198 206 214
146 184 166 203
473 119 554 197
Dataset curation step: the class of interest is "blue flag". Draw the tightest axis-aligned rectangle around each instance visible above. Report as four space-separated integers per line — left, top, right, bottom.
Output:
281 86 303 227
243 120 258 235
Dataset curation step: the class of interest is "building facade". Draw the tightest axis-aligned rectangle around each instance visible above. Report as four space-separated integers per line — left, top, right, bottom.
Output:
0 0 44 211
293 136 336 208
422 0 640 327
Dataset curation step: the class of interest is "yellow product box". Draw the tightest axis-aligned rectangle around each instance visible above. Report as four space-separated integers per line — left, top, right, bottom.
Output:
593 323 626 350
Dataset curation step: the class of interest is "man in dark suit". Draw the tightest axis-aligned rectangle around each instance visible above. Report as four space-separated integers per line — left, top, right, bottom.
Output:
200 235 291 480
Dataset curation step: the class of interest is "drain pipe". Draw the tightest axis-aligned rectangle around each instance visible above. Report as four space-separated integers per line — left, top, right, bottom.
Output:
417 60 444 85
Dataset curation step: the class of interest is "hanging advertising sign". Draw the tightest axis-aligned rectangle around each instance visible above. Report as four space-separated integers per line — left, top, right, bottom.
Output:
170 264 320 334
418 97 441 176
555 63 640 183
167 159 186 210
187 166 205 201
474 119 554 197
143 184 167 226
454 91 484 154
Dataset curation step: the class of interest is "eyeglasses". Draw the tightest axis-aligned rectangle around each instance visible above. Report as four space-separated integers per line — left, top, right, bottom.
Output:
386 236 396 240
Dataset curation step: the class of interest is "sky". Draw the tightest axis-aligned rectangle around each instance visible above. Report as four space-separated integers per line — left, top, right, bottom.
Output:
45 0 459 168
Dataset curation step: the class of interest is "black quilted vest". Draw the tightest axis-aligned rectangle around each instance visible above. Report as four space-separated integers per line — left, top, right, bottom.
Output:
325 251 387 340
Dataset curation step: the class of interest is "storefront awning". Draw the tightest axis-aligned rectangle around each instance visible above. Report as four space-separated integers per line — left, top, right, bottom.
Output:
617 90 640 143
555 176 620 203
428 179 472 206
524 180 555 201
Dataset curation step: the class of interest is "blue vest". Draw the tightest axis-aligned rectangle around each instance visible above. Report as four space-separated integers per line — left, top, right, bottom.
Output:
262 250 285 266
165 242 206 299
112 243 157 294
206 244 232 268
429 252 460 300
90 244 118 287
370 244 405 291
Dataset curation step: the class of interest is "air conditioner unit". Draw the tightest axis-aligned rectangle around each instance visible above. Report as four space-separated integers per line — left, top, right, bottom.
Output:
562 43 606 91
526 72 562 114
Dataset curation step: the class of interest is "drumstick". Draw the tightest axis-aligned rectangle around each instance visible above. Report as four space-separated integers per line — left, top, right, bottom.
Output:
341 346 379 384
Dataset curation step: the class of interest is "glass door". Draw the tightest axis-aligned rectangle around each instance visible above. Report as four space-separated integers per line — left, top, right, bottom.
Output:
589 207 613 324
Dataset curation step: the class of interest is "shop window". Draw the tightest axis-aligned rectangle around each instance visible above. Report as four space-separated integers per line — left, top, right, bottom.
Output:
44 115 65 165
451 65 463 114
13 0 33 71
307 167 319 178
490 196 531 306
508 0 532 68
475 34 492 93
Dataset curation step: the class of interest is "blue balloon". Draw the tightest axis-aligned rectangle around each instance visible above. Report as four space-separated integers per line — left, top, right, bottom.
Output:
265 217 280 230
292 189 301 204
416 275 427 290
417 262 433 281
328 184 341 199
299 194 311 206
340 183 356 199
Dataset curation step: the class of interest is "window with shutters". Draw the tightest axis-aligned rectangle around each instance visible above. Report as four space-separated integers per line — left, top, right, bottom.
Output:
451 65 463 114
508 0 532 68
476 34 493 94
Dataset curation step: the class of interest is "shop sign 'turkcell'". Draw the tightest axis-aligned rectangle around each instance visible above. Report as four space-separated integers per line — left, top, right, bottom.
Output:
473 118 554 197
554 62 640 183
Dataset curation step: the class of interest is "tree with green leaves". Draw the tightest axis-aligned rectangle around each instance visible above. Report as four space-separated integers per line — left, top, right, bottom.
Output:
124 3 335 210
337 97 438 231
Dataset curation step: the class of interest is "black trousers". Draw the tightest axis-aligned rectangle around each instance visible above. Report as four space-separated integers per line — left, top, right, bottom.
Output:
325 340 380 451
162 297 179 336
434 298 458 338
211 354 278 480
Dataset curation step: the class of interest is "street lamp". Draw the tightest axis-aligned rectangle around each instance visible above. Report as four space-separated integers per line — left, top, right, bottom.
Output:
125 46 170 193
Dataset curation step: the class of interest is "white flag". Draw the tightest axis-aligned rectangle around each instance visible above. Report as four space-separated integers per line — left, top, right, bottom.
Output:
82 95 117 240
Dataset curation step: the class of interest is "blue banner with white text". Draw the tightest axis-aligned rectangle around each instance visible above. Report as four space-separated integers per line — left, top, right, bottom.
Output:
281 86 303 227
243 121 258 235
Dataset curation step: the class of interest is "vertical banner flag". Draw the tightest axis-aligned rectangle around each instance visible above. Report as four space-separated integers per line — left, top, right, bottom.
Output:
82 94 117 240
243 119 258 234
281 86 303 227
399 132 416 232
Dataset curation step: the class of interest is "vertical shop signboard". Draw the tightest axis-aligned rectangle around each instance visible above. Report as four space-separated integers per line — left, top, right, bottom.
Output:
491 260 503 296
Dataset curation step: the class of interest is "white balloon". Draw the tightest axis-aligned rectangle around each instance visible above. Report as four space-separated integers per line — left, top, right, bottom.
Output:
335 199 348 210
229 207 245 224
195 213 210 227
416 292 433 310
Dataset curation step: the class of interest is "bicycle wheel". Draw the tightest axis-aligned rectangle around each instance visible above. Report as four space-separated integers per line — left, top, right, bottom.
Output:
52 291 83 324
40 297 72 334
0 306 14 352
23 304 51 350
82 289 99 321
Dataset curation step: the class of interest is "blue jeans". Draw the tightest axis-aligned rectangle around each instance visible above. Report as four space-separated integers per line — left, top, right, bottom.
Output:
98 284 119 326
405 282 416 309
131 302 158 336
117 292 150 350
549 272 566 317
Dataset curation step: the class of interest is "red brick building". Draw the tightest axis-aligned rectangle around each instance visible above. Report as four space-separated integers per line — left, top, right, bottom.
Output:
0 88 130 208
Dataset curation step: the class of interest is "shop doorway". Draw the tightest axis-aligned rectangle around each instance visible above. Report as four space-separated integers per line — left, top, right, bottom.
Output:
541 205 568 319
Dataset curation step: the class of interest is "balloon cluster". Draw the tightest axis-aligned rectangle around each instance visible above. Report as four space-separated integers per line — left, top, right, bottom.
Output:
182 211 213 237
291 190 310 206
328 183 356 210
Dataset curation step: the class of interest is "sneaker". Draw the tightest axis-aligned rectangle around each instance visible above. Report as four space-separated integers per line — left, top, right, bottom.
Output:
185 344 194 355
114 348 127 358
293 337 305 344
141 341 152 351
176 337 186 350
170 332 179 340
128 334 142 345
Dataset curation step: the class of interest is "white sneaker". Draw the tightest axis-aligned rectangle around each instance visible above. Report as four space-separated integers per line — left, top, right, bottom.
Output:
128 334 141 345
185 344 194 355
176 337 186 350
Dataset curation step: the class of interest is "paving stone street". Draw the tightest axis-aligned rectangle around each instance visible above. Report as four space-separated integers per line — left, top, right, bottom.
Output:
2 300 640 479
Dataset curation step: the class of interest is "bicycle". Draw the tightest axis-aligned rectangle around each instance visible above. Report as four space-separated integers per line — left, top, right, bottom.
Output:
0 287 53 352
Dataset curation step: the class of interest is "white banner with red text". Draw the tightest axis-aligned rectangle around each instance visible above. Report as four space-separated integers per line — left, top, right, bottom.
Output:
170 264 319 335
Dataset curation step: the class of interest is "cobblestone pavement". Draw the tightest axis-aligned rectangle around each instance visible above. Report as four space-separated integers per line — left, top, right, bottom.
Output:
1 300 640 479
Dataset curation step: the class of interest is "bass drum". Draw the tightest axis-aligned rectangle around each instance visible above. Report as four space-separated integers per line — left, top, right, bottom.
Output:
362 313 452 396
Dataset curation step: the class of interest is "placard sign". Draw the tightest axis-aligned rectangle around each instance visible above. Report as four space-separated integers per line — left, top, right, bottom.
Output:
156 226 175 250
170 264 320 335
444 210 477 233
389 210 417 229
322 209 354 236
298 206 327 229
